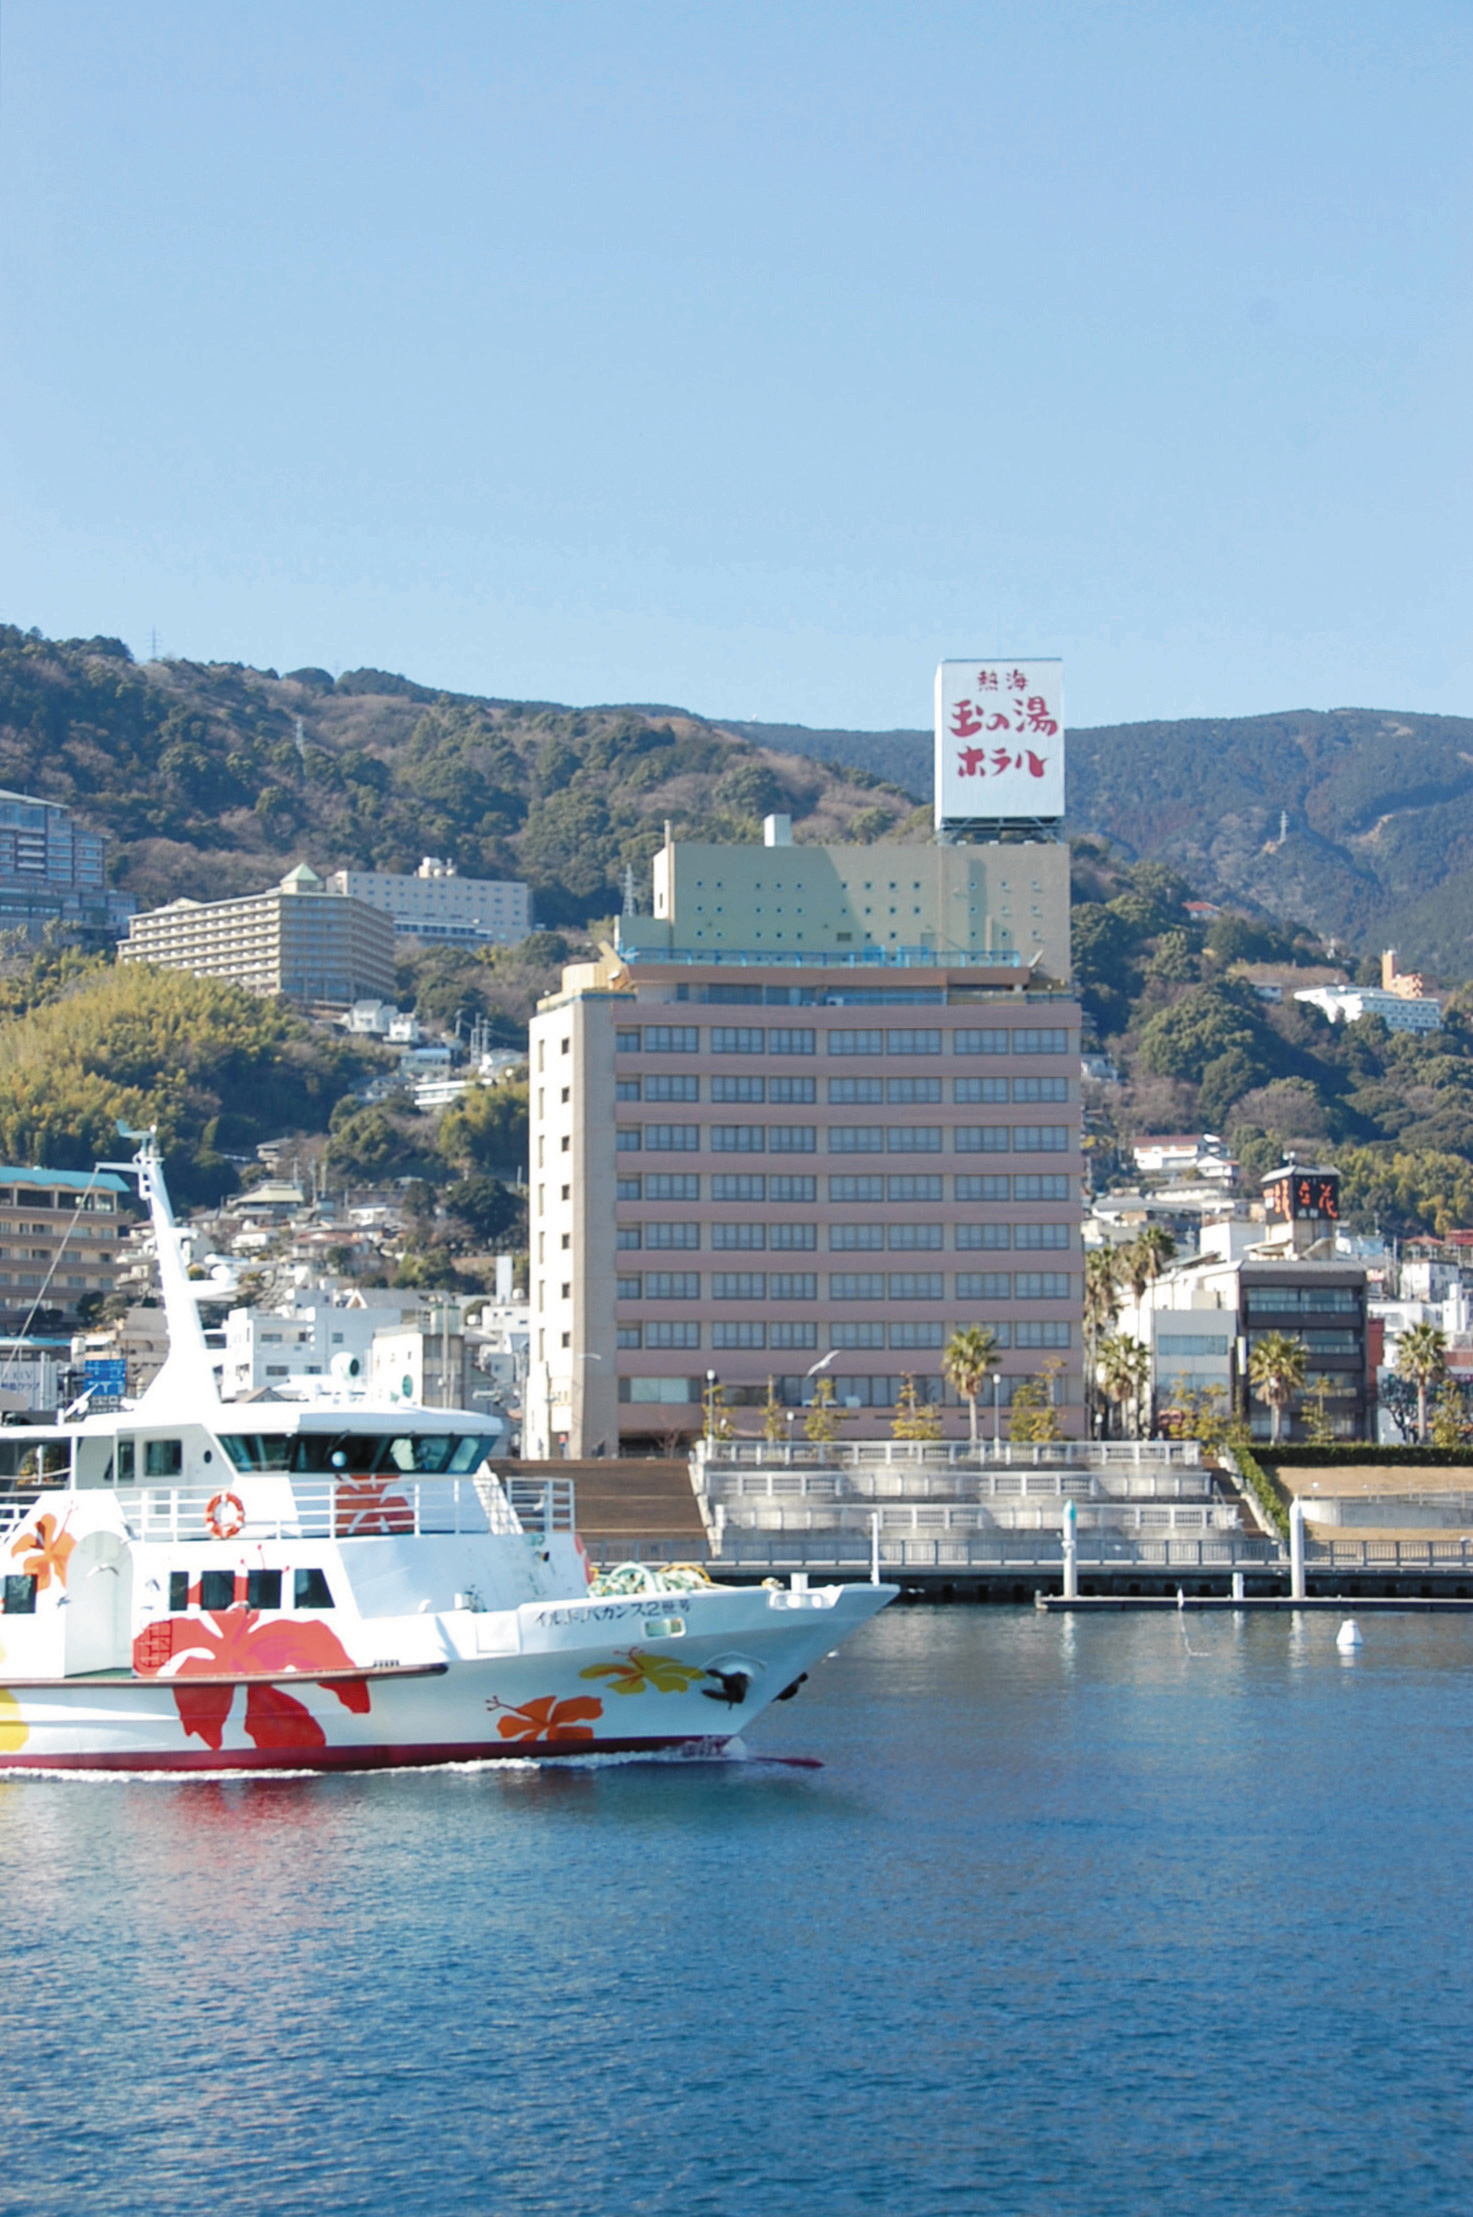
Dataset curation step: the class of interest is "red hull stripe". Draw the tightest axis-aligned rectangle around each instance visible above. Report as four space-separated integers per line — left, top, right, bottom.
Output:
0 1735 733 1774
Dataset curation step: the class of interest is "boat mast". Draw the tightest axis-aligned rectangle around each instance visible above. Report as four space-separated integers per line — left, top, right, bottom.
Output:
101 1125 221 1411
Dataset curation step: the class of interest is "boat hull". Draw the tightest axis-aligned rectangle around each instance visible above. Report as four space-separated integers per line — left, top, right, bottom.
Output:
0 1582 895 1773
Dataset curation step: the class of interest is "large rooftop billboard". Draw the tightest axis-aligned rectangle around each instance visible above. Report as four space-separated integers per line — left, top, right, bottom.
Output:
934 659 1064 829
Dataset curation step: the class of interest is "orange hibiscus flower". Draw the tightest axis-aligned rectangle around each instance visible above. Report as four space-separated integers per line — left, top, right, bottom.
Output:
493 1694 602 1745
10 1512 75 1593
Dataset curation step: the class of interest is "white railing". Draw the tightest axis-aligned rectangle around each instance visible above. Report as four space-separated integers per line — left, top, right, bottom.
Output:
698 1439 1202 1471
719 1500 1240 1538
118 1471 530 1544
505 1476 576 1536
701 1467 1218 1505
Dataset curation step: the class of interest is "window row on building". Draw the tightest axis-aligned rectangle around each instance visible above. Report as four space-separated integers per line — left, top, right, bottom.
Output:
615 1222 1073 1252
617 1372 1052 1408
616 1269 1074 1299
614 1124 1075 1154
615 1075 1070 1104
606 1173 1073 1203
614 1316 1074 1352
613 1025 1071 1056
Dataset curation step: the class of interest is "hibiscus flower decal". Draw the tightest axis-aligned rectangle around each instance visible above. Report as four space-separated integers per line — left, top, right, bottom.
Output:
133 1611 372 1752
579 1647 708 1696
489 1694 602 1745
9 1512 75 1593
333 1479 414 1536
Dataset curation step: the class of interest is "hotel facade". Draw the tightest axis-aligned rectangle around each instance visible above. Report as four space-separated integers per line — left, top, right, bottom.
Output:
527 827 1082 1455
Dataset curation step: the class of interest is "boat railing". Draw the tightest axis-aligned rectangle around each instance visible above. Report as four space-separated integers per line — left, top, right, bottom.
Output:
504 1475 576 1536
116 1472 535 1544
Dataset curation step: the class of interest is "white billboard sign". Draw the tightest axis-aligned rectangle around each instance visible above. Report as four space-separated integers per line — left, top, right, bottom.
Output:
934 659 1064 827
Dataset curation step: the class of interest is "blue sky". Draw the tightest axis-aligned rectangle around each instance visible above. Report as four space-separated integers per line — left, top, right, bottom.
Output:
2 1 1469 730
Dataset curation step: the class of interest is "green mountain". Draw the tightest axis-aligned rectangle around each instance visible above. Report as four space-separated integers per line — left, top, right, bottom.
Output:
0 627 920 927
738 705 1473 978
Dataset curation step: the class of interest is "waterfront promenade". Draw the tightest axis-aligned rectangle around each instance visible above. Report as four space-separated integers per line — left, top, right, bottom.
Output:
565 1440 1473 1603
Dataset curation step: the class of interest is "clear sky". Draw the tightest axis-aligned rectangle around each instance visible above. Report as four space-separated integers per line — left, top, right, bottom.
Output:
2 1 1469 731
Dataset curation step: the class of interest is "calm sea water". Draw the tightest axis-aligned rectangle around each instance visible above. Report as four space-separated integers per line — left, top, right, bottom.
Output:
3 1605 1472 2216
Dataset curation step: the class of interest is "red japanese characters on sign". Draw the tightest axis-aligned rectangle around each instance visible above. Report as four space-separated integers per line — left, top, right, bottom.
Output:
934 660 1064 826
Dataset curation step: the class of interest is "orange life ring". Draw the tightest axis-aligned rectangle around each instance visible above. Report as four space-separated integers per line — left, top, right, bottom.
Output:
205 1490 246 1541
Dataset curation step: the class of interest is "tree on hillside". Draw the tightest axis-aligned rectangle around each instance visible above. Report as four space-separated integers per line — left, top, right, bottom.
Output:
1247 1331 1308 1445
942 1324 1000 1449
1397 1321 1448 1444
437 1080 530 1176
0 960 371 1204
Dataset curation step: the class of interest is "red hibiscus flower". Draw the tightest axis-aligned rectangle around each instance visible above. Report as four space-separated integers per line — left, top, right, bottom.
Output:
133 1610 371 1752
333 1479 414 1535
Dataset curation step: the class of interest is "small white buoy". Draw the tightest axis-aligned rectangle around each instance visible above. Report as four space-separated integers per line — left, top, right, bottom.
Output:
1336 1618 1363 1651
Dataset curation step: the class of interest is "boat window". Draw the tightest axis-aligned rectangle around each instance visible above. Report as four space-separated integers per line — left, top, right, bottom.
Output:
217 1435 294 1473
117 1437 135 1486
294 1567 333 1609
144 1439 183 1479
446 1435 497 1474
219 1432 500 1477
169 1571 189 1610
2 1574 36 1614
246 1569 282 1611
199 1570 235 1612
0 1438 70 1485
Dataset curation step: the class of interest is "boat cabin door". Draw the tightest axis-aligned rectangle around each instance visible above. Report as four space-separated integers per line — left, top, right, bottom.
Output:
64 1532 134 1676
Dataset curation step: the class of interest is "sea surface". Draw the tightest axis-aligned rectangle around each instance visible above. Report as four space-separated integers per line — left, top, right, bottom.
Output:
3 1604 1472 2216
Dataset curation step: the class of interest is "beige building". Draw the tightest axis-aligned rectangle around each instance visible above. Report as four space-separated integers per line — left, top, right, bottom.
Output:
0 1168 127 1325
529 830 1081 1455
120 864 397 1008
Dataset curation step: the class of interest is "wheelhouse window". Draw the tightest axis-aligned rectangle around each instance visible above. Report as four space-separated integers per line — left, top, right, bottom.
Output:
144 1439 183 1479
219 1432 501 1477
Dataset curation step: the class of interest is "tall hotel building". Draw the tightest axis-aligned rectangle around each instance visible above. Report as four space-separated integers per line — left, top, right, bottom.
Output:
527 823 1081 1455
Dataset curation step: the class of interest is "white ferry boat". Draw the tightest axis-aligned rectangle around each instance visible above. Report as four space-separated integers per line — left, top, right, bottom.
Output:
0 1135 895 1772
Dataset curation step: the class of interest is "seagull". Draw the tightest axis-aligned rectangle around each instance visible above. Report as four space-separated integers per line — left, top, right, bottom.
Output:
805 1351 839 1377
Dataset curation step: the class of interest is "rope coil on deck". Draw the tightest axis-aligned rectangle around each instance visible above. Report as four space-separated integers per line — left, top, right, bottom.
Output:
587 1562 716 1596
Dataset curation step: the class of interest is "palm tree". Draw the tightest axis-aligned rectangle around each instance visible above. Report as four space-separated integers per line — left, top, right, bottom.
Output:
1133 1225 1177 1292
1247 1331 1307 1445
1084 1249 1123 1437
1097 1332 1152 1440
942 1324 1001 1450
1084 1247 1122 1337
1397 1321 1448 1444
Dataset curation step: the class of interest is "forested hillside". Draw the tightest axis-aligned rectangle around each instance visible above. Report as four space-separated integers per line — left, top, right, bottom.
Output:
0 627 920 925
8 625 1472 972
1072 844 1473 1239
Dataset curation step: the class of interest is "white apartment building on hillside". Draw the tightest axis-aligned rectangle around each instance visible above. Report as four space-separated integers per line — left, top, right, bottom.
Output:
328 858 532 947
